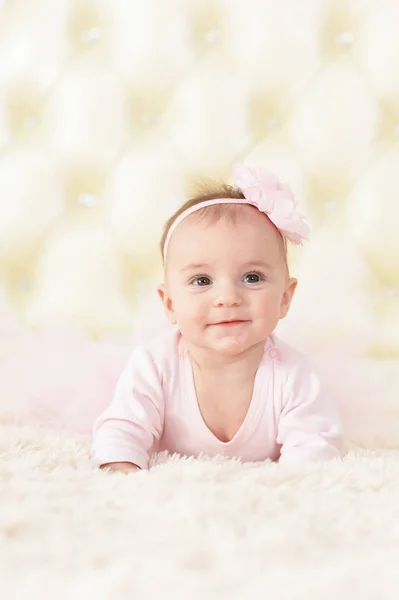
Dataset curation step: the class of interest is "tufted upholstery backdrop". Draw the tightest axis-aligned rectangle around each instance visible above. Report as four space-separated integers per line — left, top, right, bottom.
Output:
0 0 398 366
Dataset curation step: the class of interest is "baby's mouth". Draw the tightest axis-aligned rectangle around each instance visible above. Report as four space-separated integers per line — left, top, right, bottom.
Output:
211 320 249 326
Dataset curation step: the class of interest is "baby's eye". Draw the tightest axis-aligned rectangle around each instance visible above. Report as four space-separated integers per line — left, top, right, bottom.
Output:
243 272 264 284
192 276 212 287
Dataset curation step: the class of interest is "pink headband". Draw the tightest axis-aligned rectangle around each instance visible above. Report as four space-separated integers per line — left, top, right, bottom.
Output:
163 163 310 260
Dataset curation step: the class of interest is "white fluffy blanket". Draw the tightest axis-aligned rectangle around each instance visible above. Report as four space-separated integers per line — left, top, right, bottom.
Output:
2 424 399 600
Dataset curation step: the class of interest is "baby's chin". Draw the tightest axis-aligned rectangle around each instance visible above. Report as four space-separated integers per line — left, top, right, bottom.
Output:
211 341 250 356
206 332 260 356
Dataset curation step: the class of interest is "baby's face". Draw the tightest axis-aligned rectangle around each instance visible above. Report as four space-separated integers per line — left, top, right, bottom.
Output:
159 206 297 357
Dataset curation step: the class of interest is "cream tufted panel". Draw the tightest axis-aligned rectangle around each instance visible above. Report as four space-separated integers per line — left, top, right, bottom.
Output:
0 0 398 357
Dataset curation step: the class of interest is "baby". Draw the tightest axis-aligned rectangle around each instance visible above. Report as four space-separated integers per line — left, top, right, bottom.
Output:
92 164 342 473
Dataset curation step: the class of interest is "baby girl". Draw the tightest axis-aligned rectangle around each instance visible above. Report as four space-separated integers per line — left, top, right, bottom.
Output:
92 164 342 473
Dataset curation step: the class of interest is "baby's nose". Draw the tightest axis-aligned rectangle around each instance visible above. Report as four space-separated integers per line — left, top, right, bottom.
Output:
213 282 242 307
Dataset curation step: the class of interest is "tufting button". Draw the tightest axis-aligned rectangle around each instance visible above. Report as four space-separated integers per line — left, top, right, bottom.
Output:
204 29 220 44
141 112 157 126
82 27 101 43
267 116 281 130
385 287 398 299
19 277 32 292
78 194 98 207
0 132 12 148
334 31 354 47
23 116 37 129
325 199 338 212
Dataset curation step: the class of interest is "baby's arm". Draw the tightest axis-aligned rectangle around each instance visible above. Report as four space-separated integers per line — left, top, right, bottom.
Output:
277 356 342 467
100 462 141 474
92 346 164 472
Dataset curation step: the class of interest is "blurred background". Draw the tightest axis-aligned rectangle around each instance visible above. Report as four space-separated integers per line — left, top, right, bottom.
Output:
0 0 398 441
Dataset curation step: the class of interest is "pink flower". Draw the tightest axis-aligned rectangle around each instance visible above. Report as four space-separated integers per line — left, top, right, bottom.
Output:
232 163 309 245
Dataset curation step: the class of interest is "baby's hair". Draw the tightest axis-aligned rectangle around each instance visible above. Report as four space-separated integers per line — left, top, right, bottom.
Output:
160 182 242 259
160 180 288 269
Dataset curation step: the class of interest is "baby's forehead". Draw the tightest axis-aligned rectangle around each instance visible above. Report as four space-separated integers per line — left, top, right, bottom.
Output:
167 206 285 265
178 205 280 243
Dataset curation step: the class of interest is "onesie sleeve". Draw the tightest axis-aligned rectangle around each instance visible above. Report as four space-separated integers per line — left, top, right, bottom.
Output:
91 346 164 470
276 356 342 467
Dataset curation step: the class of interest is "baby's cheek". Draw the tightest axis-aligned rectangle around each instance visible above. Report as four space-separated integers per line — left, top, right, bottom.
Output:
178 304 204 328
255 291 282 318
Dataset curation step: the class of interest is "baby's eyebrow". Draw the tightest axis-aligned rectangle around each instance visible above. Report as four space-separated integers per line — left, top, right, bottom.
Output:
180 261 274 273
242 261 274 270
180 263 210 273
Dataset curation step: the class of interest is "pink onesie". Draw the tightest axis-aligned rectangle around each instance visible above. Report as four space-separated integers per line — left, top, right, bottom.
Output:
92 329 342 469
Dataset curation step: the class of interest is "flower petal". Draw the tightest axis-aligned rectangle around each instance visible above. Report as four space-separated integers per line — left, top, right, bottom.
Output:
232 163 309 245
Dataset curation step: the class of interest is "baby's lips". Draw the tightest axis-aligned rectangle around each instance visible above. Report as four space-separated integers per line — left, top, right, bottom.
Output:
212 319 249 325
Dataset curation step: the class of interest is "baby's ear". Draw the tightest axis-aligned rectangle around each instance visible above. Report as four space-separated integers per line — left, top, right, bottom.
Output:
279 277 297 319
157 284 177 325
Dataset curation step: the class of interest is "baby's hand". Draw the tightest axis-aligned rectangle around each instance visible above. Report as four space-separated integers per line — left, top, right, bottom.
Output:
100 462 141 474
